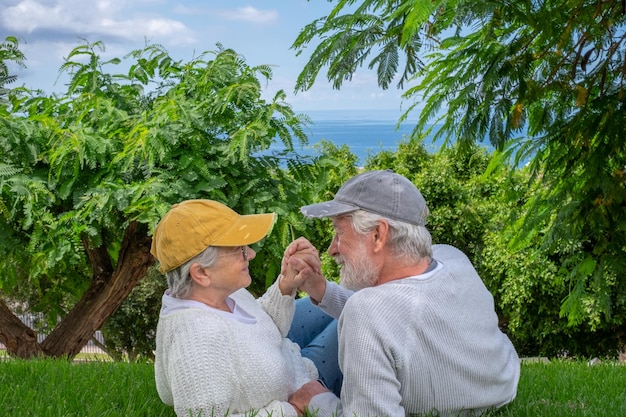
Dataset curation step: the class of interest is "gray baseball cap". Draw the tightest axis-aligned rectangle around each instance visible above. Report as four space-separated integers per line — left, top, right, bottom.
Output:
300 170 429 226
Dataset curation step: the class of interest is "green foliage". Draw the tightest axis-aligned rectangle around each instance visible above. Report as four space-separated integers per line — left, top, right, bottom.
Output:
479 167 626 356
406 0 626 333
363 136 624 356
295 0 626 342
0 37 27 250
99 139 358 356
291 0 440 91
0 36 25 101
365 134 431 177
0 39 324 352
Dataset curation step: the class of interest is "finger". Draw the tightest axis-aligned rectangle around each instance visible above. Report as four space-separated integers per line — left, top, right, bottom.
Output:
289 248 320 262
286 237 314 256
289 256 321 274
281 254 290 275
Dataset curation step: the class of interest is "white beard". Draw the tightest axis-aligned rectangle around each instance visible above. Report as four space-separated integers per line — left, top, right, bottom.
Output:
337 242 379 291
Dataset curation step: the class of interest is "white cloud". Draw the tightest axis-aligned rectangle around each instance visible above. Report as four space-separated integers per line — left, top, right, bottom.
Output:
0 0 196 45
216 6 278 24
2 0 66 33
99 17 195 45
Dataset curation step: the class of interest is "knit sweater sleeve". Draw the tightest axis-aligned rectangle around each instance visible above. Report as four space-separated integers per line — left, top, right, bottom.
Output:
257 278 296 336
316 281 353 319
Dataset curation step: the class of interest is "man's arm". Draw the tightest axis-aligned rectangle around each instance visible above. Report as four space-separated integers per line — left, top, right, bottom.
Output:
315 281 352 320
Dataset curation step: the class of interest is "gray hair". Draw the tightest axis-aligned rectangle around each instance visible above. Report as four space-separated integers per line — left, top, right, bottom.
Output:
165 246 220 299
347 210 433 262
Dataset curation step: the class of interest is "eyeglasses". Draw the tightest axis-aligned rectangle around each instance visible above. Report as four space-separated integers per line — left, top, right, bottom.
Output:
217 246 248 262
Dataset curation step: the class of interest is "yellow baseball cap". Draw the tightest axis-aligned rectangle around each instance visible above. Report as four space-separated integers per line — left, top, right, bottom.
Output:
150 199 276 273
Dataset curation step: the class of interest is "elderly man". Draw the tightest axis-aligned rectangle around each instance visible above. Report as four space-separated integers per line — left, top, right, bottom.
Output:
285 170 520 417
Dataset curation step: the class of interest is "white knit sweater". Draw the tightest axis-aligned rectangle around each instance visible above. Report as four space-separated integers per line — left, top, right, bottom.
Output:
310 244 521 417
154 280 318 417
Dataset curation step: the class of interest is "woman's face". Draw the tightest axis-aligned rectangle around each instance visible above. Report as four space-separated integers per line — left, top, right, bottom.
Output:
186 245 257 310
209 246 256 294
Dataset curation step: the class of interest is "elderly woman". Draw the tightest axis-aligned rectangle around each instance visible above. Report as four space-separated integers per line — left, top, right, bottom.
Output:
150 199 340 417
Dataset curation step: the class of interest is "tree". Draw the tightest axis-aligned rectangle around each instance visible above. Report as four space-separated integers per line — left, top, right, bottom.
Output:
292 0 439 91
0 36 25 103
0 40 314 359
293 0 626 339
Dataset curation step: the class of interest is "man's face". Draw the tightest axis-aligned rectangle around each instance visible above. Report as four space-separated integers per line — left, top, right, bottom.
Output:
329 216 379 291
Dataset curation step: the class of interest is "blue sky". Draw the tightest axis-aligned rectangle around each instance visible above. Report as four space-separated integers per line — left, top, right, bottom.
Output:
0 0 412 113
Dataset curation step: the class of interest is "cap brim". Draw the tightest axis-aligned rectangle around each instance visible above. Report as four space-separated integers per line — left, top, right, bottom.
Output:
213 213 276 246
300 201 359 219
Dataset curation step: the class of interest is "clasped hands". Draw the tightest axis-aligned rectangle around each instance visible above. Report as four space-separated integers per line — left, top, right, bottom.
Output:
278 237 327 302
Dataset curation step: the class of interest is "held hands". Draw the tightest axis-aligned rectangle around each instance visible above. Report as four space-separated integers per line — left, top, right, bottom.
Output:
289 380 330 416
282 237 322 275
279 237 327 301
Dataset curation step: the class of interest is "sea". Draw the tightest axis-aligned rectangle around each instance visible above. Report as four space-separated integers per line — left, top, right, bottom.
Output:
269 108 444 164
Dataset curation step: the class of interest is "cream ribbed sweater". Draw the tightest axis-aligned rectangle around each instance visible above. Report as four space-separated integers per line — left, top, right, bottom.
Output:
310 244 520 417
155 281 318 417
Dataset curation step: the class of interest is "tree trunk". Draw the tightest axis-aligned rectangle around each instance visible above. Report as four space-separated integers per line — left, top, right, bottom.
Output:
0 299 44 358
37 221 153 359
0 221 153 359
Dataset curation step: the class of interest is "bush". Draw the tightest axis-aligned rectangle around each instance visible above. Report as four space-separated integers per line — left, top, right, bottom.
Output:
101 267 166 360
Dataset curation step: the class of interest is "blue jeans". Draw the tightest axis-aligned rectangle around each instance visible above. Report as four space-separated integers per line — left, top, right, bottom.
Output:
288 297 342 396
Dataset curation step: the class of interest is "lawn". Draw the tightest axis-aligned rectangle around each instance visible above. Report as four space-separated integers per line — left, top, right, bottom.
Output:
0 358 624 416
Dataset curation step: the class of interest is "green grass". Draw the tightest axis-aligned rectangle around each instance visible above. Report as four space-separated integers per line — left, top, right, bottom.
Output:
0 359 175 417
0 359 624 416
495 360 626 417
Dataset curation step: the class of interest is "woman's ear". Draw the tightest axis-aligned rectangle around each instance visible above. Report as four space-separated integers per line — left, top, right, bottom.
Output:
189 262 211 287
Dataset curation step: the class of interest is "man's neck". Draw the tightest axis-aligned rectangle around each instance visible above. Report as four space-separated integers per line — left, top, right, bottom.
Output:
376 257 433 285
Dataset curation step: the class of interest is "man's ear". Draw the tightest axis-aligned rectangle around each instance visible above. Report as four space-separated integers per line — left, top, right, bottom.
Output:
373 220 390 253
189 262 211 287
